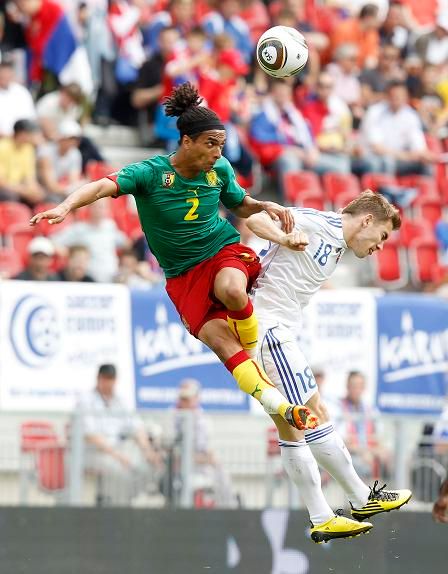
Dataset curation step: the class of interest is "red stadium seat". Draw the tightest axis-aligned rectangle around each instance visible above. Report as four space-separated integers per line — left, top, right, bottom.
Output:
372 236 408 289
20 422 65 495
322 172 361 204
408 236 443 284
332 189 360 211
0 247 23 278
397 175 439 199
36 445 66 491
296 190 325 210
413 197 443 228
21 421 59 452
0 202 32 235
85 161 114 181
283 171 322 205
6 224 35 264
32 203 75 236
361 173 397 193
399 217 434 247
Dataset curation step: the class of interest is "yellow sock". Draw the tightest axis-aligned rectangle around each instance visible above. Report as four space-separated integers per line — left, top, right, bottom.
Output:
227 300 258 351
226 351 290 418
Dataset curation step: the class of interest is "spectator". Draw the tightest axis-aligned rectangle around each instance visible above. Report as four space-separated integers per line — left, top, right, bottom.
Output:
114 247 162 287
155 26 211 150
311 367 338 420
51 198 130 282
0 118 44 205
15 0 93 96
300 71 352 174
330 4 381 69
77 0 116 126
131 26 181 146
76 363 164 506
360 79 434 176
414 13 448 66
326 43 362 107
202 47 254 182
359 43 404 103
174 378 238 508
379 0 416 57
239 0 270 44
142 0 196 56
432 400 448 456
337 371 391 481
36 83 85 141
55 244 95 282
162 26 211 93
37 120 84 200
202 0 253 64
249 79 318 198
0 0 26 57
132 234 164 277
436 215 448 265
13 236 57 281
433 477 448 523
270 0 329 54
0 58 36 136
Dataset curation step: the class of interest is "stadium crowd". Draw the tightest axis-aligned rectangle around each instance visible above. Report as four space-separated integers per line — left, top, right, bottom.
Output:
0 0 448 288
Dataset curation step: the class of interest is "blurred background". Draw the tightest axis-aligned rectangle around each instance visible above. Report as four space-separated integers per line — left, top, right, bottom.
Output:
0 1 448 572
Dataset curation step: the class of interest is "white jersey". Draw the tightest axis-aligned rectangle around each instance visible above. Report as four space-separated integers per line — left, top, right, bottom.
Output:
252 208 347 329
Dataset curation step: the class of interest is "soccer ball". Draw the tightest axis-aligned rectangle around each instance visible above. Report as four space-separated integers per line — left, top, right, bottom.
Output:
256 26 309 78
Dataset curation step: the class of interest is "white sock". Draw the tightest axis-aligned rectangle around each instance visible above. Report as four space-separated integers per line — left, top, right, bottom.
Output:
280 439 334 525
305 422 370 508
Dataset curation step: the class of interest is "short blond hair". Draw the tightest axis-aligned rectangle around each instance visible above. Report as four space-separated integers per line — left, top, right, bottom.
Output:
342 190 401 230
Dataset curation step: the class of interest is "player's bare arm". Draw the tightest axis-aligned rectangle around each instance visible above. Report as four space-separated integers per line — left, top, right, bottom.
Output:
247 211 309 251
29 177 117 226
230 196 294 233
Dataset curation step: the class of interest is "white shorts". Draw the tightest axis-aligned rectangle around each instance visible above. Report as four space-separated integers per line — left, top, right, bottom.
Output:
258 324 318 414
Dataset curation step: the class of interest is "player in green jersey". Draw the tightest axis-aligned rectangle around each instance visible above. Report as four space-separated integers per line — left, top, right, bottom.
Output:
30 82 317 432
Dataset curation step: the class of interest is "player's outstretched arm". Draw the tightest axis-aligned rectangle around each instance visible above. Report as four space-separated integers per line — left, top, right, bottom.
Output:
230 196 294 233
30 178 117 227
247 211 309 251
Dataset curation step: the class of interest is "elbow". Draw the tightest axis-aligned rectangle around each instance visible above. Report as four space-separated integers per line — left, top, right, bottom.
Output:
246 212 262 231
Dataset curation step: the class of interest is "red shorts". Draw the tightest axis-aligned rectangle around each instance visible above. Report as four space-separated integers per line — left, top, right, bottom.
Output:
165 243 261 338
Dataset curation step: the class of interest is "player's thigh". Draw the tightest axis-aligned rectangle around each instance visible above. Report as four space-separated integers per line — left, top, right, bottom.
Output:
259 325 318 409
198 317 243 362
270 414 305 442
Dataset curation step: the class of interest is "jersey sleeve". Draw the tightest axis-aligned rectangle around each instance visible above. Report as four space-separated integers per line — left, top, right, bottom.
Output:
108 161 154 197
218 157 246 209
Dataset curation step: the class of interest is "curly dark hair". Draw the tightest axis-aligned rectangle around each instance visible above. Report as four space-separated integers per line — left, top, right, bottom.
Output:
163 82 222 140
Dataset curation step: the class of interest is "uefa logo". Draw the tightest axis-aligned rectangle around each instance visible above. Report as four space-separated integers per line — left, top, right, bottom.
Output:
9 294 61 368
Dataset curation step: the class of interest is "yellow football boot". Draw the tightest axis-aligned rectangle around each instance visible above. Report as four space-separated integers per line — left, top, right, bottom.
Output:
351 480 412 522
310 511 373 544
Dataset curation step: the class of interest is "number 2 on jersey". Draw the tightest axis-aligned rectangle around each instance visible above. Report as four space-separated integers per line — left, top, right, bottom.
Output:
313 239 332 266
184 197 199 220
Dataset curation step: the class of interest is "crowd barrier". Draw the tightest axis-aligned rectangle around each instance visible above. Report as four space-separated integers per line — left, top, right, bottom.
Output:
0 508 445 574
1 282 447 416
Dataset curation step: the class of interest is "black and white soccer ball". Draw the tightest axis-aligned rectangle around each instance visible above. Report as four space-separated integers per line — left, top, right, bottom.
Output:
256 26 309 78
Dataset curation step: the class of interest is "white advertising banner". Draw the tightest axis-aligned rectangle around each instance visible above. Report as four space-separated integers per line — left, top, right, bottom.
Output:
0 281 134 411
300 289 378 406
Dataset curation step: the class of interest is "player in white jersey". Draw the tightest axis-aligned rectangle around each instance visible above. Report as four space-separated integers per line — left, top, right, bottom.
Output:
247 191 412 544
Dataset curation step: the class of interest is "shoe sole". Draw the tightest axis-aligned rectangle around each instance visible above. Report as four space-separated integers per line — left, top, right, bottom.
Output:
352 492 413 522
311 525 373 544
293 406 309 429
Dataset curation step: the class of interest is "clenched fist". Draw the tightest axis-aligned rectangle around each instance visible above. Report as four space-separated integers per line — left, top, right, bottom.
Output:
281 230 309 251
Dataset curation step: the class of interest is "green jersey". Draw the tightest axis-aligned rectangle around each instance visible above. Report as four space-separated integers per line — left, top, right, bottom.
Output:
113 154 246 277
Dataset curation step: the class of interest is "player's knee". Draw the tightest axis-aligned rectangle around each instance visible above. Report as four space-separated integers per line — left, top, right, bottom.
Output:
306 395 330 423
221 284 247 309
